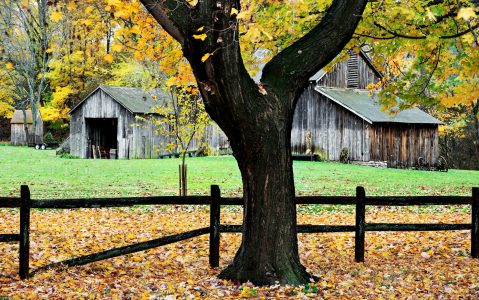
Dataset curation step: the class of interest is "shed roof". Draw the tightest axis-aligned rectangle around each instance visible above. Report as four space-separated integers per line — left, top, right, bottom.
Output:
10 110 41 124
315 87 443 125
70 85 169 114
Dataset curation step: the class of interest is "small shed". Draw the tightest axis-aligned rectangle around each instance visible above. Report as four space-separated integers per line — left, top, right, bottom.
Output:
69 85 228 159
10 110 43 146
291 50 443 167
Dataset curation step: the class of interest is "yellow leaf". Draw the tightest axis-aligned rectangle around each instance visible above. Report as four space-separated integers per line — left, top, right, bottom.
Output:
104 54 114 63
50 11 62 22
166 77 177 86
230 8 239 16
67 1 76 10
457 7 476 21
5 62 14 70
187 0 198 6
236 11 248 19
85 6 95 14
197 26 205 32
201 53 211 62
111 44 123 52
193 33 207 41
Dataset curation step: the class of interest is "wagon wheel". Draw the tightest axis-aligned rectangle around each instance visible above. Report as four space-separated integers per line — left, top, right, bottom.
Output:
437 156 448 172
41 144 46 150
35 144 40 150
417 157 426 170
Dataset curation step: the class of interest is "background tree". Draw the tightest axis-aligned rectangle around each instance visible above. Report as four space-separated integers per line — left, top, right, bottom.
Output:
0 0 53 143
352 0 478 168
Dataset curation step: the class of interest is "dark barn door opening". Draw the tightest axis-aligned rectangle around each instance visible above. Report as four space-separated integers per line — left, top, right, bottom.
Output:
86 118 118 159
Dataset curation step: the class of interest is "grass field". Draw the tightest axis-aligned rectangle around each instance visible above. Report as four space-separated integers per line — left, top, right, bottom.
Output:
2 146 479 298
0 145 477 199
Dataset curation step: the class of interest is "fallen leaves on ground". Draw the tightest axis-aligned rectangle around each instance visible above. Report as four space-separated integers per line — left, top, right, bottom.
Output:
1 207 479 299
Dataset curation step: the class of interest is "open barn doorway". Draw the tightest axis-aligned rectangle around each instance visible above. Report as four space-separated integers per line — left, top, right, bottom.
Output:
85 118 118 159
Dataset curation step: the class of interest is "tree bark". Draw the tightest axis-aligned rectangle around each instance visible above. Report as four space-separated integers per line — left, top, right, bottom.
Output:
473 100 479 156
140 0 367 285
218 112 314 285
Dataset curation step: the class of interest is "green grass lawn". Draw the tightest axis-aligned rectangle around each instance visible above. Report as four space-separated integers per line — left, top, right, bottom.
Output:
0 145 477 199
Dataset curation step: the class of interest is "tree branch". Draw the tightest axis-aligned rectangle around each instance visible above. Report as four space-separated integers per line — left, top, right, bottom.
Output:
139 0 185 45
260 0 368 102
374 21 479 40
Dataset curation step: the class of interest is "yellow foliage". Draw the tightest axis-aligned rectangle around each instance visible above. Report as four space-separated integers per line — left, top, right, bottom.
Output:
50 11 62 22
104 54 114 63
201 53 211 62
192 33 207 41
457 7 477 21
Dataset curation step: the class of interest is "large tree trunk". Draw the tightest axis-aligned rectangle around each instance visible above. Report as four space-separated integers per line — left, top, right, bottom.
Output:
139 0 367 285
219 115 313 285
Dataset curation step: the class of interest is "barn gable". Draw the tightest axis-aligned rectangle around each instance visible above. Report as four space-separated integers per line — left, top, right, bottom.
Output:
313 50 382 90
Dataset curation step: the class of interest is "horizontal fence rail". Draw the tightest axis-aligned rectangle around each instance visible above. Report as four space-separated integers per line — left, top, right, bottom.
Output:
0 185 477 279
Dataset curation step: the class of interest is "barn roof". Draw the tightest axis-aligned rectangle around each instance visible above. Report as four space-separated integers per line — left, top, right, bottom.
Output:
70 85 169 114
315 87 443 125
10 110 41 124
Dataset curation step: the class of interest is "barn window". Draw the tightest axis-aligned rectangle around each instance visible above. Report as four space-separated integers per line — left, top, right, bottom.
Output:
347 50 360 88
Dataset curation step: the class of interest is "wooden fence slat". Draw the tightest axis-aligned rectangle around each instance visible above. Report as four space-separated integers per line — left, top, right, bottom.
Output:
355 186 366 262
366 196 471 206
31 227 210 276
366 223 471 231
19 185 31 280
472 187 479 258
31 196 212 209
0 198 21 208
0 234 20 242
209 185 221 268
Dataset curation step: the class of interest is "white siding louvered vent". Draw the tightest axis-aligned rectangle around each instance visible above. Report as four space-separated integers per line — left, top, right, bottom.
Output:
347 50 360 89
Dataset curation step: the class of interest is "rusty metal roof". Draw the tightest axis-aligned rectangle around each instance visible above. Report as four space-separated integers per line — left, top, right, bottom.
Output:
70 85 170 114
315 87 443 125
10 110 42 124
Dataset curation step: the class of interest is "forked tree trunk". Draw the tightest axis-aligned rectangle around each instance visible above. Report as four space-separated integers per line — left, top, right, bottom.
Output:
139 0 367 285
219 117 313 285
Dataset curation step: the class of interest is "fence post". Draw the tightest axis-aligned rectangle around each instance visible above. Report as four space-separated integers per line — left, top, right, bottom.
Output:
355 186 366 262
19 185 31 279
209 185 221 268
472 187 479 258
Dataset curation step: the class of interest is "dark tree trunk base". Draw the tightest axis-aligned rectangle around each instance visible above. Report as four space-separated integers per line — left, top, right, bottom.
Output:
218 253 317 285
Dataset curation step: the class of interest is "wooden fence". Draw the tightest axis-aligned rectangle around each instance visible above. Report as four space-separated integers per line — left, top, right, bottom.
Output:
0 185 478 280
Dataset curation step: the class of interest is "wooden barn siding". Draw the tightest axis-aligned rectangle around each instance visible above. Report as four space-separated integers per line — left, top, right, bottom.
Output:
70 89 229 159
70 90 170 159
369 124 439 167
318 54 380 89
10 116 43 146
10 124 32 146
291 85 370 161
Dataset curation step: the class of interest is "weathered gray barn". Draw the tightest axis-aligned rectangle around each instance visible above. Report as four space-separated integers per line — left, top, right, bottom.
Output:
291 51 443 167
69 85 228 159
10 110 43 146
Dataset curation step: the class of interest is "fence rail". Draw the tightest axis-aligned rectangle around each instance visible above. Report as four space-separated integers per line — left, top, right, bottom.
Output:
0 185 478 279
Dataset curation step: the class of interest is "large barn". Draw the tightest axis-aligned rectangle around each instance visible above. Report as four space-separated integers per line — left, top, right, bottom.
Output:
291 51 443 167
69 85 228 159
10 110 43 146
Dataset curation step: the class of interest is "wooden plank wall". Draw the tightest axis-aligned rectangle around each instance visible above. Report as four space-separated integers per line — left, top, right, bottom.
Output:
10 124 32 146
291 85 370 161
317 52 380 89
10 116 43 146
369 124 439 167
70 89 230 159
